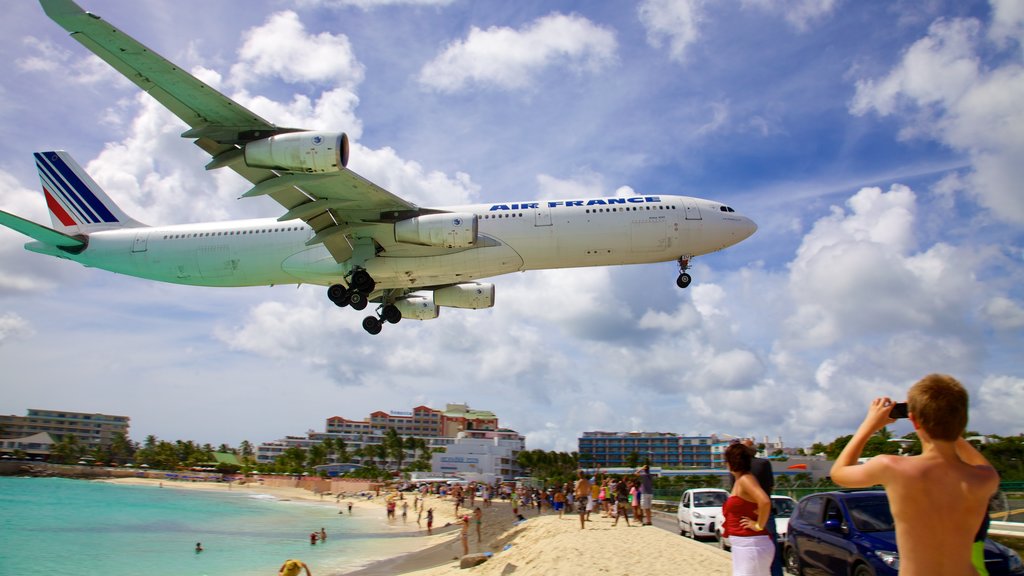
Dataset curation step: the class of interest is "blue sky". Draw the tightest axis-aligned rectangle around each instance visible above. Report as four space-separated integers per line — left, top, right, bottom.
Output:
1 0 1021 452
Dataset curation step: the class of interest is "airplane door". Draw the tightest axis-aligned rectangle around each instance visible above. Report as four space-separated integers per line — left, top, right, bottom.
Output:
131 232 149 253
684 198 702 220
534 205 552 227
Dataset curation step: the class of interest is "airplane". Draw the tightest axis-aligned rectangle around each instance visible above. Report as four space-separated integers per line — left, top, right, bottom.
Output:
0 0 757 335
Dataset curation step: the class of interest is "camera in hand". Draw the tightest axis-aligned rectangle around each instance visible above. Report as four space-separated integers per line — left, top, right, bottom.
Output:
889 402 908 419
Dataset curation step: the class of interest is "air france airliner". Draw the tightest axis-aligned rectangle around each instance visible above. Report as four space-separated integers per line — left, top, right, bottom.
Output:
0 0 756 335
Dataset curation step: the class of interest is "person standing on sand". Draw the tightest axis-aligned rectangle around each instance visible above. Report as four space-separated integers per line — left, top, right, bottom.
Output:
460 515 471 556
638 464 654 526
727 438 780 576
402 501 408 522
722 442 773 575
426 508 434 535
553 489 566 518
574 470 591 530
612 477 631 527
347 501 353 514
474 507 483 542
279 558 312 576
830 374 999 576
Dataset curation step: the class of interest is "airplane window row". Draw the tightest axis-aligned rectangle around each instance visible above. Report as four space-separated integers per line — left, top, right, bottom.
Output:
586 205 677 214
161 227 304 240
480 213 524 219
720 206 736 212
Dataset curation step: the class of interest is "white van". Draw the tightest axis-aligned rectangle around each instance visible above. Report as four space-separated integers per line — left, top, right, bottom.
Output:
677 488 729 539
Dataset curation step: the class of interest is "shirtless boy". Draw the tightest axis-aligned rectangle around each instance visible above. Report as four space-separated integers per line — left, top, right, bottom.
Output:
830 374 999 576
574 470 591 530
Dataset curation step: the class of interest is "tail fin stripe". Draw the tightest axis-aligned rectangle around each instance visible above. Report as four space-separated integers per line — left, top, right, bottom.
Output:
35 154 100 224
35 152 118 224
44 189 77 227
37 163 96 224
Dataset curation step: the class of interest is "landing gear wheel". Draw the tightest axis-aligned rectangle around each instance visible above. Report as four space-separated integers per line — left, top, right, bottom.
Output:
327 283 347 303
351 270 375 293
676 272 692 289
382 305 402 324
362 316 383 335
348 292 368 311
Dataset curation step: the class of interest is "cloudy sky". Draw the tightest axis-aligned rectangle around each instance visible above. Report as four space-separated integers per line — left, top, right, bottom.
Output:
1 0 1021 453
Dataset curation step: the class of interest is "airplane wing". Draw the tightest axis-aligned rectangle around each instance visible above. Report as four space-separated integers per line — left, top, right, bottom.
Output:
41 0 419 263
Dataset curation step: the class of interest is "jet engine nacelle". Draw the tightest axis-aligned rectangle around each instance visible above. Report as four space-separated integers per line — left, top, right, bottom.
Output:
394 295 439 320
244 131 349 174
394 213 478 249
434 283 495 309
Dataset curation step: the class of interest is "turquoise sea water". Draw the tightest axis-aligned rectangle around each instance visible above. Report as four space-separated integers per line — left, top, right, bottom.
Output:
0 477 419 576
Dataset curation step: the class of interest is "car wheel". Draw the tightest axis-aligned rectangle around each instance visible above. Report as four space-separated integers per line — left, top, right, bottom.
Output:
783 546 802 576
852 563 874 576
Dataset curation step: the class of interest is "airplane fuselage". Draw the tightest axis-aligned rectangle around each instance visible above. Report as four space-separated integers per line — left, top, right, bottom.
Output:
28 194 755 290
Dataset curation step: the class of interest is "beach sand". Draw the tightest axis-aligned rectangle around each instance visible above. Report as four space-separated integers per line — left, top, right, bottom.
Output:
351 500 733 576
101 479 733 575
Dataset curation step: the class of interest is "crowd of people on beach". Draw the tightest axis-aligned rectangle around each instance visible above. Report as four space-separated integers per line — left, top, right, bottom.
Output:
262 374 999 576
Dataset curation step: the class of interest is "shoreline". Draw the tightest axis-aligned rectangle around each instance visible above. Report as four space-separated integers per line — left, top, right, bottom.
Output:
96 477 734 575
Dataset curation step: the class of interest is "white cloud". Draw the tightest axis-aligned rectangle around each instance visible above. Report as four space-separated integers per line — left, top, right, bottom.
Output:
297 0 455 8
983 296 1024 330
0 312 32 345
418 13 617 92
637 0 704 62
851 15 1024 224
989 0 1024 48
229 11 365 89
976 375 1024 432
742 0 840 32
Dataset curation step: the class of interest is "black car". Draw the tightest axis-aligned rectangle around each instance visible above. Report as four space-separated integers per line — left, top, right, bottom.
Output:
783 490 1024 576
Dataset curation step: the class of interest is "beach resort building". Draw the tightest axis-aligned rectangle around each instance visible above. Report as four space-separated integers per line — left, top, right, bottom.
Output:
256 403 517 478
0 409 129 451
578 431 719 468
430 429 526 483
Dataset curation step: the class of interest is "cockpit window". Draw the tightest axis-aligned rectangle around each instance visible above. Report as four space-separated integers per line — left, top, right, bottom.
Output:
719 206 736 212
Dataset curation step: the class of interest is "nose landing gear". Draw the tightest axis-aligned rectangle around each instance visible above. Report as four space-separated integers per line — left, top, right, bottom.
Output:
676 257 692 289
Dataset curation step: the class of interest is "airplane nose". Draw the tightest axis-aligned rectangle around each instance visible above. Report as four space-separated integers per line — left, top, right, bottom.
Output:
740 216 757 239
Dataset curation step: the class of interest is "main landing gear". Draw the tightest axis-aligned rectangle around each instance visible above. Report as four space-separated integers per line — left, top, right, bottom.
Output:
676 257 692 289
326 270 403 335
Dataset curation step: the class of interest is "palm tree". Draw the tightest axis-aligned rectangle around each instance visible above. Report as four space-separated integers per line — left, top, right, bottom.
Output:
51 434 84 464
383 429 405 470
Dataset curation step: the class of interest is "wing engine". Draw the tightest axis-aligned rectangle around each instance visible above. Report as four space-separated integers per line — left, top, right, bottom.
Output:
244 131 349 174
394 295 439 320
391 283 495 321
394 213 478 248
434 282 494 309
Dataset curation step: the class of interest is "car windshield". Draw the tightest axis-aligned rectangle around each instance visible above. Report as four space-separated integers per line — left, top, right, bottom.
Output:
848 497 895 532
772 498 795 518
695 492 728 507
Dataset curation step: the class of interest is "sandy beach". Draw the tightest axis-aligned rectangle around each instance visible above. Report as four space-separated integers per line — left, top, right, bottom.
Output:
100 478 732 575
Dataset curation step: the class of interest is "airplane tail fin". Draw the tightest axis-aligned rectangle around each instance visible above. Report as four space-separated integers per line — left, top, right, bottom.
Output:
34 150 145 234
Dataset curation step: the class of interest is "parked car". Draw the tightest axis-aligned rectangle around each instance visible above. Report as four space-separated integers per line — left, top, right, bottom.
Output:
715 494 797 551
677 488 729 539
783 490 1024 576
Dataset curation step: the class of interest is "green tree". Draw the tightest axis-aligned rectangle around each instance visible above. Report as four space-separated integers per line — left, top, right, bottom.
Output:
50 434 85 464
625 451 641 469
384 429 406 470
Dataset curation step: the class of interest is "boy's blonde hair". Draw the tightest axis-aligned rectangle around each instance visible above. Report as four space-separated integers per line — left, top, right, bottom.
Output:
908 373 969 441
